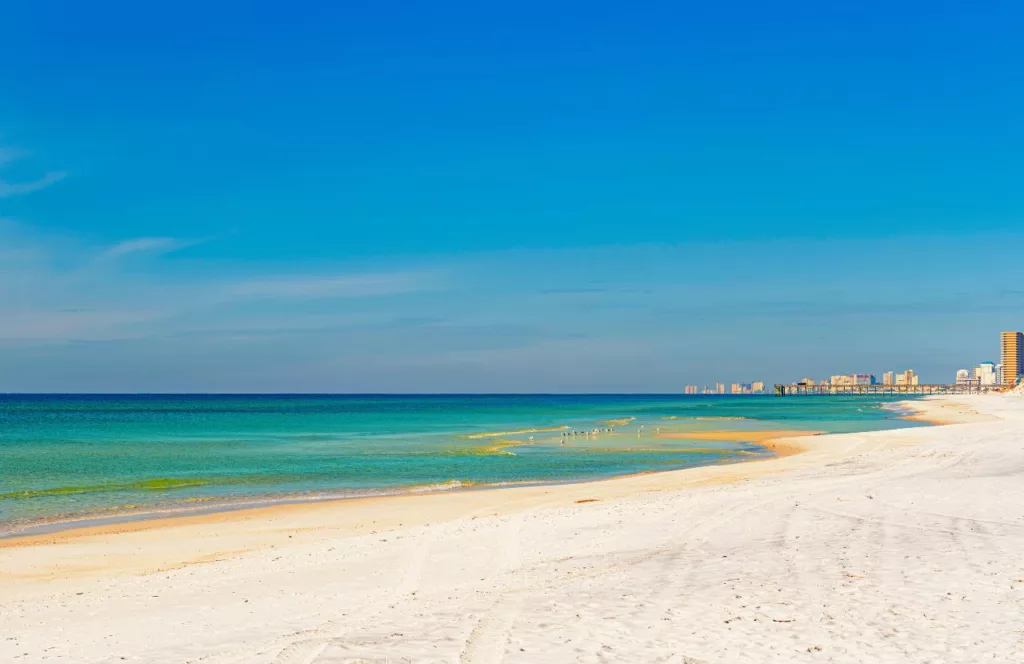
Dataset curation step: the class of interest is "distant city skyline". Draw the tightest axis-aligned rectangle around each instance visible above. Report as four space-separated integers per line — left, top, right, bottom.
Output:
693 330 1023 393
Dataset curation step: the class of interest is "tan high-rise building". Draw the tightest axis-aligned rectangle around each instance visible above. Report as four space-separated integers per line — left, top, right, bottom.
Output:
896 369 918 386
1001 331 1023 387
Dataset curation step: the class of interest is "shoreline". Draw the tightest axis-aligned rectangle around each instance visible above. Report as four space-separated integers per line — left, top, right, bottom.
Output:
0 422 858 545
0 434 791 547
0 402 936 551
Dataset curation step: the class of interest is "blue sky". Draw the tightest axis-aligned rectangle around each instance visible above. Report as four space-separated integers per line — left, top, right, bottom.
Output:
1 1 1022 391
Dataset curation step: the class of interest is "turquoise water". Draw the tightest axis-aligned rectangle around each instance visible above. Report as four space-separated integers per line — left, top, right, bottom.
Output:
0 395 921 533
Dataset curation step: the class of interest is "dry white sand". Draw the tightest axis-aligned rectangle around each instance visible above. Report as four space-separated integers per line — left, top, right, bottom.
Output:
2 395 1023 663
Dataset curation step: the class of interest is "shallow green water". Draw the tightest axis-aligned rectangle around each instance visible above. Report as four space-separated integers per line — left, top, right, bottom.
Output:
0 394 921 532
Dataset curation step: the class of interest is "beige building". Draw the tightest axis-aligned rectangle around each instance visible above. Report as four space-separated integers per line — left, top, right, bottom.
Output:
974 362 998 386
1002 331 1023 386
751 381 765 393
896 369 919 387
882 371 895 386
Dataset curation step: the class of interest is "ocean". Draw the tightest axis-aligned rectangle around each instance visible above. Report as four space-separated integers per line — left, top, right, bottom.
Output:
0 394 922 534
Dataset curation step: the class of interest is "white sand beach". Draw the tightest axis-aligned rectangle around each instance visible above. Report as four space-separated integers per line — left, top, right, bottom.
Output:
2 395 1023 663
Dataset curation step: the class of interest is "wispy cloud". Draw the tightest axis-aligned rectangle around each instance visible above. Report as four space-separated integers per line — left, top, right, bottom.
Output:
0 308 167 342
538 287 609 295
2 226 1023 390
220 272 436 300
0 142 66 197
102 236 197 259
0 171 67 198
0 147 27 166
0 222 445 345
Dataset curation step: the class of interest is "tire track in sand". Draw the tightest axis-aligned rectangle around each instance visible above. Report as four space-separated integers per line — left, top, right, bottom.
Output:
459 513 526 664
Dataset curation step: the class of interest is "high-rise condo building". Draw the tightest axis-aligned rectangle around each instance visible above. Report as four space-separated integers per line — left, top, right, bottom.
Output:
974 362 998 386
882 371 895 386
896 369 919 386
1001 332 1023 386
